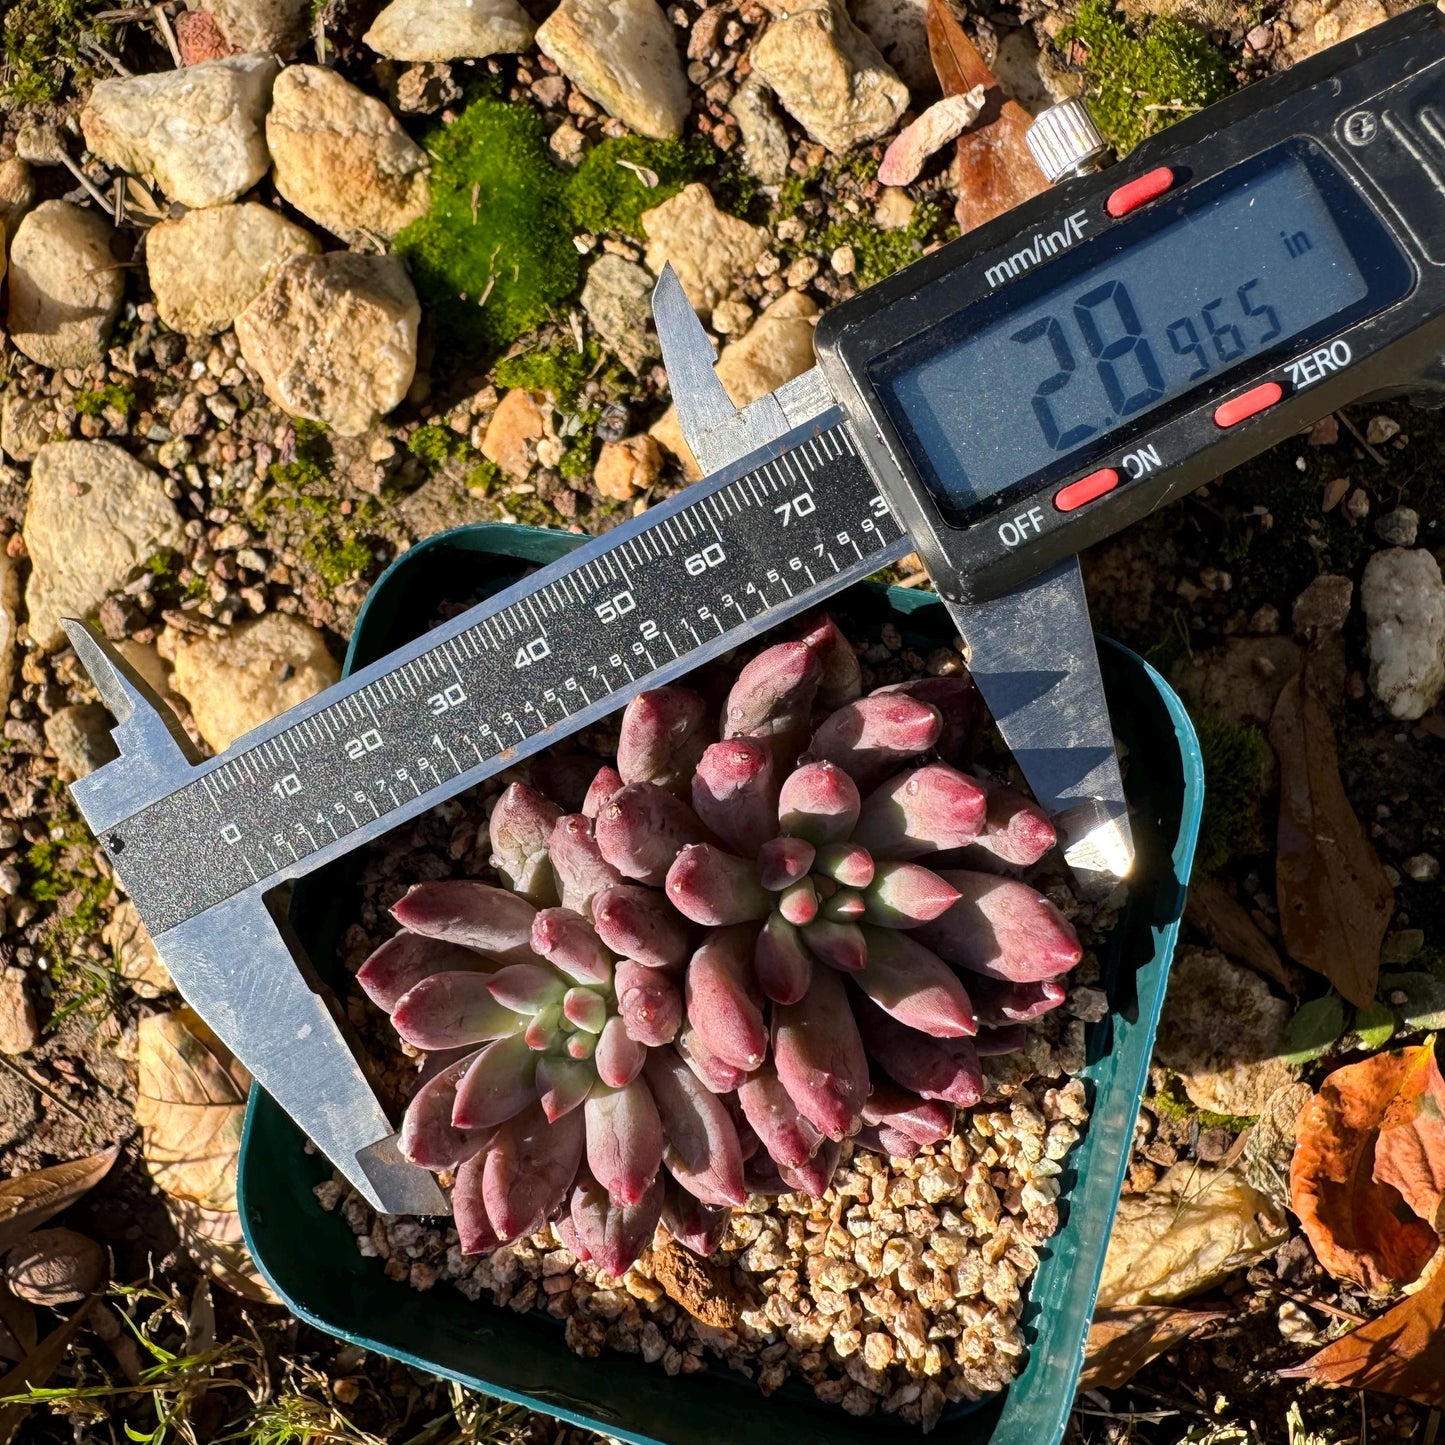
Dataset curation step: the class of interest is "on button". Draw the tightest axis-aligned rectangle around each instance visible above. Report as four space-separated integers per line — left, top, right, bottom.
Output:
1055 468 1120 512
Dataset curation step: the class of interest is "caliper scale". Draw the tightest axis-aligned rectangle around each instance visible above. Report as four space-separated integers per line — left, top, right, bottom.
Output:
68 10 1445 1214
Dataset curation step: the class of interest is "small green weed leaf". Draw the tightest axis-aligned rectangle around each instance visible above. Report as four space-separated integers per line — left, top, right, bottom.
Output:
1282 995 1346 1065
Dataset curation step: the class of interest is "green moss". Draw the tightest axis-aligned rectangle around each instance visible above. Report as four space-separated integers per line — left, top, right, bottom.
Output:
1064 0 1233 155
1191 710 1269 875
495 342 598 406
466 460 504 492
407 424 461 464
1154 1074 1254 1130
777 169 819 220
566 135 713 236
820 200 944 290
303 533 374 589
74 384 136 419
23 821 113 943
1 0 112 105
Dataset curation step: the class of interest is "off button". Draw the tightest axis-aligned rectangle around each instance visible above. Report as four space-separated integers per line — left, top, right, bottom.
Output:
1055 467 1120 512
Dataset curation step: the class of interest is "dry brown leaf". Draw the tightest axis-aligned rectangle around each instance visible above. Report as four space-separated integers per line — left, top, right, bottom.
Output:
1270 664 1393 1008
136 1008 251 1213
1080 1305 1227 1391
1290 1045 1439 1293
1184 874 1297 992
926 0 1047 231
1280 1252 1445 1408
1374 1039 1445 1232
168 1196 277 1305
0 1147 118 1255
0 1284 35 1363
0 1299 95 1445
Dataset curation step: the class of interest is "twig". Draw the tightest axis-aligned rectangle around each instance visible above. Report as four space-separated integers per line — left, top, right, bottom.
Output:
150 4 183 67
0 1052 90 1124
79 35 134 76
1261 1278 1370 1326
1335 409 1389 468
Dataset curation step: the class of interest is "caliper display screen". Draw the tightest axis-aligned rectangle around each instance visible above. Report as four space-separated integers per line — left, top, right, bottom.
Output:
870 145 1409 519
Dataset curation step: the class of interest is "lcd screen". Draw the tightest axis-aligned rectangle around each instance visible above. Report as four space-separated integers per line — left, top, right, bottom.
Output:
870 153 1372 514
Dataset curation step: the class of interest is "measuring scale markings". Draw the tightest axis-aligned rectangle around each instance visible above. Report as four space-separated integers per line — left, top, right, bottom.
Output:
111 415 908 934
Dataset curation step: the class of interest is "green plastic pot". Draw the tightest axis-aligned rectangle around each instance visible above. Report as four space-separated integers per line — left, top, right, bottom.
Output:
240 523 1203 1445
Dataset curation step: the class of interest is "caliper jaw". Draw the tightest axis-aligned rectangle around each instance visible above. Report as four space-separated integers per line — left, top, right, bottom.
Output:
63 620 449 1218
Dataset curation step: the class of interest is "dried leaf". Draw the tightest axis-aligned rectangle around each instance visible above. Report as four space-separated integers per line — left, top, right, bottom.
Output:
1280 1253 1445 1408
0 1284 35 1362
1243 1081 1314 1214
0 1299 95 1445
1373 1040 1445 1232
1184 874 1296 992
1289 1045 1439 1293
136 1008 251 1213
1080 1305 1227 1391
926 0 1047 230
1270 667 1393 1009
0 1147 118 1254
168 1197 278 1304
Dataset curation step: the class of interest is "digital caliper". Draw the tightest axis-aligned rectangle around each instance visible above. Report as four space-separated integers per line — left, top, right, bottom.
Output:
67 9 1445 1214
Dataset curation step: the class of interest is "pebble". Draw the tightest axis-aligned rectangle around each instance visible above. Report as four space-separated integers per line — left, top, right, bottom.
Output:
0 555 16 713
752 0 909 156
641 184 769 319
176 9 235 64
537 0 690 141
24 441 185 653
235 253 421 437
874 187 916 231
1 394 60 464
7 201 124 370
192 0 310 55
82 54 278 210
594 435 664 500
147 203 320 336
1360 547 1445 720
1403 853 1440 883
1375 506 1419 548
170 612 341 753
580 254 657 374
364 0 535 60
481 389 547 479
0 968 38 1056
267 65 431 244
0 157 34 244
1290 573 1352 639
728 76 792 185
44 704 120 780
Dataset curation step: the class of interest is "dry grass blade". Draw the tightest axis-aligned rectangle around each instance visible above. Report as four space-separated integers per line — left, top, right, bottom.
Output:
0 1147 118 1254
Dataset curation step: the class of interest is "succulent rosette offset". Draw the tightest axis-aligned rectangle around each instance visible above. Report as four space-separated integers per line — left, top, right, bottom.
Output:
361 614 1084 1276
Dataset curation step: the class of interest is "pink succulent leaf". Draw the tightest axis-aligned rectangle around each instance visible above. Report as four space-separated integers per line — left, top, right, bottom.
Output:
399 1050 493 1170
488 783 562 906
692 739 779 855
914 870 1084 981
567 1031 598 1061
392 971 524 1051
555 1210 588 1261
453 1150 501 1254
536 1054 596 1121
779 1138 841 1198
531 907 614 986
722 640 822 741
617 686 712 795
853 763 988 859
800 918 867 972
742 1149 789 1197
860 1080 956 1146
482 1101 585 1241
391 881 538 964
969 973 1068 1025
615 959 683 1047
582 765 624 818
661 1174 733 1255
684 924 768 1072
778 761 860 846
853 996 984 1106
592 883 691 970
756 835 816 892
803 695 942 791
548 814 625 919
644 1049 747 1207
737 1065 825 1171
818 886 865 923
486 962 565 1014
595 782 710 886
665 843 771 926
725 1091 760 1161
584 1077 665 1206
863 862 962 927
562 986 608 1034
416 1042 478 1085
813 843 875 889
969 783 1058 867
771 964 870 1141
798 613 862 709
569 1168 664 1277
874 675 985 764
524 1002 562 1051
595 1015 647 1088
854 927 977 1037
676 1021 747 1093
357 934 492 1015
452 1033 540 1130
778 877 819 926
975 1023 1029 1056
855 1123 924 1160
754 911 813 1005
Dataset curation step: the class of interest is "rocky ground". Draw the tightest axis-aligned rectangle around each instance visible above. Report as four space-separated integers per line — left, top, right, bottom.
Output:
0 0 1441 1442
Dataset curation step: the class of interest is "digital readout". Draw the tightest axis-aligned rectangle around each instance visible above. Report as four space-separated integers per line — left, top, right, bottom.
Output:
873 155 1370 511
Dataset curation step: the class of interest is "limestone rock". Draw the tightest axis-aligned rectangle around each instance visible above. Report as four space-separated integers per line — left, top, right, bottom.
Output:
537 0 689 141
0 968 38 1056
595 435 664 500
852 0 935 96
0 393 60 465
752 0 909 155
7 202 124 370
1155 947 1297 1118
24 442 185 653
641 184 769 318
44 705 119 780
147 203 319 336
185 0 310 55
235 253 420 437
0 157 35 243
1376 507 1419 548
1360 547 1445 720
1291 573 1353 639
581 254 656 374
267 65 430 243
728 75 791 185
81 53 278 210
481 389 546 479
0 554 18 713
171 613 341 753
652 291 818 477
364 0 535 60
1287 0 1387 60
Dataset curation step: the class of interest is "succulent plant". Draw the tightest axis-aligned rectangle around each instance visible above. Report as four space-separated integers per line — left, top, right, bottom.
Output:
361 614 1085 1275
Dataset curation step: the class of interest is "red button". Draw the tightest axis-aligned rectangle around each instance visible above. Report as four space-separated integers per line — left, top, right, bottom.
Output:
1106 167 1176 218
1055 468 1120 512
1214 382 1284 428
